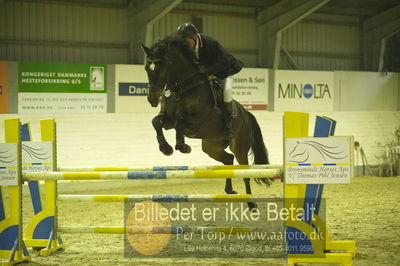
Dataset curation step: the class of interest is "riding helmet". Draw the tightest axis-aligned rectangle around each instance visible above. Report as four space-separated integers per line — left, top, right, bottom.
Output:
177 23 199 38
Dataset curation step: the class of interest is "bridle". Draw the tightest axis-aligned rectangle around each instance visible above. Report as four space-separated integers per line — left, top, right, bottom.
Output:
161 55 208 98
146 46 209 100
146 58 161 92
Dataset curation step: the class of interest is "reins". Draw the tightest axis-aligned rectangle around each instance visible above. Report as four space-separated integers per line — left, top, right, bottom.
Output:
163 57 209 98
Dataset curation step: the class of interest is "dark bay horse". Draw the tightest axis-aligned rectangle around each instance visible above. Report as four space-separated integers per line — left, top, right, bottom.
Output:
141 35 273 209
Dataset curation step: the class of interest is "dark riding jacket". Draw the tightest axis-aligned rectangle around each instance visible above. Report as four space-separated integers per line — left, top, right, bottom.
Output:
197 34 243 80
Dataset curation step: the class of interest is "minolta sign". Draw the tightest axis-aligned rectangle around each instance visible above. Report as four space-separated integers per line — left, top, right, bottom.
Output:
278 83 331 99
119 82 149 96
274 70 334 111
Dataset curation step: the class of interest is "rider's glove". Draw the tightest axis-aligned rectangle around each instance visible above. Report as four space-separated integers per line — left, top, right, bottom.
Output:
208 74 216 81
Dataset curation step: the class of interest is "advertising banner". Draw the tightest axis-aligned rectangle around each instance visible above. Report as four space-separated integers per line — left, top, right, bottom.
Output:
232 68 268 110
274 70 334 112
0 143 18 186
115 65 269 112
18 62 107 113
115 64 154 113
0 61 8 113
119 82 149 96
22 141 53 172
285 136 353 184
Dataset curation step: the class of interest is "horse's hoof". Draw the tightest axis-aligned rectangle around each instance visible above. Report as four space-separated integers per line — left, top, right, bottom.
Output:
247 202 258 211
225 190 238 195
175 144 192 154
160 144 173 156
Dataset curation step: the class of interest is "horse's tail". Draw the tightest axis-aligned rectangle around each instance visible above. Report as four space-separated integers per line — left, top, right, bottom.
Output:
247 111 274 186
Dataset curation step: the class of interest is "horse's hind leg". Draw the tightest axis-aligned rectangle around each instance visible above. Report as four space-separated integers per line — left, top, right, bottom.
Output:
201 140 236 194
152 115 173 156
175 118 191 154
230 130 258 210
234 151 258 210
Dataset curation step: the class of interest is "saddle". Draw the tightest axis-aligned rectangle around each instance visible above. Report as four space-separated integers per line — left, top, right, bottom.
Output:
209 77 223 113
208 77 237 118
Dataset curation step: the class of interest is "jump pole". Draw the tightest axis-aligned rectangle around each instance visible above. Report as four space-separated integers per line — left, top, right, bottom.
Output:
23 168 282 181
58 194 280 203
58 164 282 172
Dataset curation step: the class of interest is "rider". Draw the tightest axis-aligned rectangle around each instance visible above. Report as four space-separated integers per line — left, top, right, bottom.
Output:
176 22 244 139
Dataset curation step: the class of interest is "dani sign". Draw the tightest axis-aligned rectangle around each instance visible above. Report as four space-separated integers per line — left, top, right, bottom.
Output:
275 70 333 111
119 83 149 96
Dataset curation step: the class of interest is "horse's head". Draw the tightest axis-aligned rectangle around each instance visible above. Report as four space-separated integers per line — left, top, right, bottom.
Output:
141 42 168 107
141 35 200 107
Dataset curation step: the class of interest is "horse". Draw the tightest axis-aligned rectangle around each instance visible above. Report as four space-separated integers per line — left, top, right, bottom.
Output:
140 35 273 209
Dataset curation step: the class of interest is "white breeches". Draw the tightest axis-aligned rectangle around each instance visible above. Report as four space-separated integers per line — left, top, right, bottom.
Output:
223 76 233 102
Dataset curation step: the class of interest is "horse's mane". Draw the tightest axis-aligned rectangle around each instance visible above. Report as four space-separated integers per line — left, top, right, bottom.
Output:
149 34 198 63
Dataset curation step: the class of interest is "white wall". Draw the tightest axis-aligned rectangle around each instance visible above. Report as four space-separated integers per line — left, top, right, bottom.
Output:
113 65 400 113
1 111 398 168
334 71 399 111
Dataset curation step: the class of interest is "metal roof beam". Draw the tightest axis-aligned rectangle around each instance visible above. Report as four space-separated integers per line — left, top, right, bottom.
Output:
317 6 379 17
172 8 255 18
9 0 127 9
0 39 128 49
184 0 276 8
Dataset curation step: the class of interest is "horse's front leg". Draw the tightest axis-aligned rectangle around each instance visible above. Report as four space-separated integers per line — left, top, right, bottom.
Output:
152 115 173 156
175 118 191 154
225 179 237 195
243 178 257 210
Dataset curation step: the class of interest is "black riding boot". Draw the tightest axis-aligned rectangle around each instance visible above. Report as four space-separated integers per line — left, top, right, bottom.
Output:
224 101 234 139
